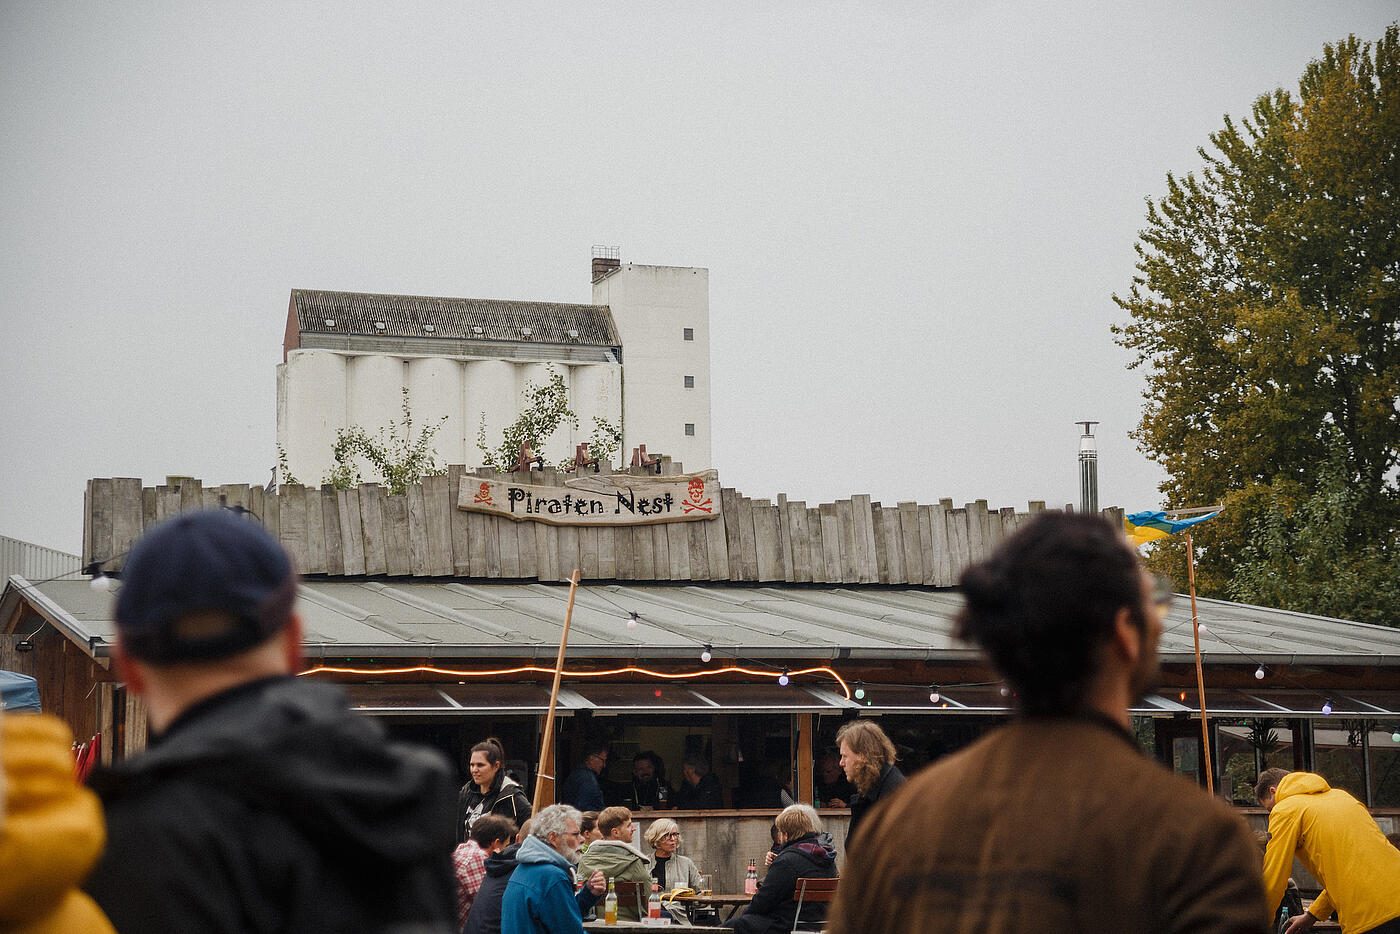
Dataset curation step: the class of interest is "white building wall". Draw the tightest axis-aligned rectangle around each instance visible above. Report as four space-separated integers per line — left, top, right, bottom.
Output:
593 264 712 470
407 358 465 466
570 363 622 461
278 350 348 485
464 359 521 466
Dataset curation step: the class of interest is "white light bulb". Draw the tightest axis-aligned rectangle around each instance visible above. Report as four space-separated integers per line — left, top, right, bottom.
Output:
627 612 638 630
999 685 1010 697
90 574 110 592
929 689 941 704
853 684 865 700
1322 700 1333 716
1392 731 1400 743
1195 620 1207 634
1254 666 1265 680
700 647 712 663
777 669 789 686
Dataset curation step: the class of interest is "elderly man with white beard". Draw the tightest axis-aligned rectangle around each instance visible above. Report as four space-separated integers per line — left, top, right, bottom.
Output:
502 804 601 934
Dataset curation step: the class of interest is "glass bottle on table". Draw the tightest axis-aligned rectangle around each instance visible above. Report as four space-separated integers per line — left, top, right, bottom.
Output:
744 858 758 894
604 878 617 925
649 885 662 921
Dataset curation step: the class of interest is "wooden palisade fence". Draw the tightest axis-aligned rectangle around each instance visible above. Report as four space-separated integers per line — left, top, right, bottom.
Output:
84 463 1125 587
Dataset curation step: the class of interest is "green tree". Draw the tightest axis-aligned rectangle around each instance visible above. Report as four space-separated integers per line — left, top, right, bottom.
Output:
324 387 447 495
475 365 622 472
1114 25 1400 601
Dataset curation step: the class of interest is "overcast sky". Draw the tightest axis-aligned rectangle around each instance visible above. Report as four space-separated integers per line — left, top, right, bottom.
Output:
3 2 1395 554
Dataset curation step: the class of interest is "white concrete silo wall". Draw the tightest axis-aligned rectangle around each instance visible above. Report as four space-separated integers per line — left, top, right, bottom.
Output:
464 359 517 468
346 355 406 480
570 363 623 467
593 264 712 470
278 350 349 485
406 357 465 467
517 362 573 465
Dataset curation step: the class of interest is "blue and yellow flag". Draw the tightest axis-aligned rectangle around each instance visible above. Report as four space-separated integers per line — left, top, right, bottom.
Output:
1124 510 1219 548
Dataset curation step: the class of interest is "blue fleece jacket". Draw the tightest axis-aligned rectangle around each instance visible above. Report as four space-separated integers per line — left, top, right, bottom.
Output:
501 835 586 934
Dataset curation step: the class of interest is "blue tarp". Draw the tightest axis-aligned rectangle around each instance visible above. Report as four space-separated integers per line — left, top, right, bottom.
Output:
0 670 41 711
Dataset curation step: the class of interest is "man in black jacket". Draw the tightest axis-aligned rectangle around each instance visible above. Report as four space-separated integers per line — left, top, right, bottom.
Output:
723 804 838 934
83 509 459 933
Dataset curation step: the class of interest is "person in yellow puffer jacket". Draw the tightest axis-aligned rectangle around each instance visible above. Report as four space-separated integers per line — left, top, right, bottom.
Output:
0 712 115 934
1256 768 1400 934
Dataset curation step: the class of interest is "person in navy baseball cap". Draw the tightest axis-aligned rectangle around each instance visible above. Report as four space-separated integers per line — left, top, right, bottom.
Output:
115 508 299 663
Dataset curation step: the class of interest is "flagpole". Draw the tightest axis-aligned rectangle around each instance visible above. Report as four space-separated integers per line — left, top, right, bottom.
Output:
533 568 581 814
1185 533 1214 795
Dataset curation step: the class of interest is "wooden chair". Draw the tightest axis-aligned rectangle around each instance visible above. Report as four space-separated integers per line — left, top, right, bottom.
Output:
612 880 649 920
791 876 839 933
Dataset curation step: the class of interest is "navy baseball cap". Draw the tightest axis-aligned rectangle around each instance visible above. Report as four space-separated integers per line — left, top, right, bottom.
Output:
115 509 299 663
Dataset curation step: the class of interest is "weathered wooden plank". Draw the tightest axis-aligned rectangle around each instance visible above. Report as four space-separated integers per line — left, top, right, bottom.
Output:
703 506 730 580
178 478 203 515
735 497 758 581
201 489 220 510
835 500 857 583
785 501 810 583
141 487 156 530
632 522 654 579
480 515 501 578
358 484 387 575
155 485 182 523
421 474 453 576
806 507 826 583
384 493 411 576
853 494 879 584
665 522 690 579
752 500 781 581
536 522 559 582
882 506 906 584
947 507 971 581
917 505 936 585
90 479 117 568
447 467 472 576
871 504 889 584
719 488 745 578
930 503 952 586
517 515 539 579
898 502 924 585
498 516 522 578
558 524 581 579
650 524 671 580
966 500 988 564
338 487 366 576
819 503 843 583
574 527 596 579
220 483 250 512
261 483 279 540
280 485 310 572
613 526 634 580
321 485 344 575
776 494 795 583
597 526 616 579
303 486 327 574
688 521 710 580
111 478 144 573
405 483 428 575
1028 500 1046 515
249 486 264 525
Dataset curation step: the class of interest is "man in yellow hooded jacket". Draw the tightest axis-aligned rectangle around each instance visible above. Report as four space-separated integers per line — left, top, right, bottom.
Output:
1256 768 1400 934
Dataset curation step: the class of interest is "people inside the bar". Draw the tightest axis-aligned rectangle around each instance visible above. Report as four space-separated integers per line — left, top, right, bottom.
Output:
722 804 838 934
559 738 608 812
673 754 725 809
645 819 702 923
459 737 532 842
815 751 855 808
734 753 788 808
579 810 602 849
614 750 672 810
575 807 653 921
453 813 517 931
835 719 906 842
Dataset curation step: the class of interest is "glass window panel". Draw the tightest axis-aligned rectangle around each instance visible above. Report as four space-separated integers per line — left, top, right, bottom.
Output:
1216 722 1260 804
1313 720 1368 803
1370 722 1400 807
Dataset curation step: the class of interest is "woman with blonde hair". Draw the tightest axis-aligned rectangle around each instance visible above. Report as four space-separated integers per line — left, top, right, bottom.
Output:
644 819 702 923
834 719 906 845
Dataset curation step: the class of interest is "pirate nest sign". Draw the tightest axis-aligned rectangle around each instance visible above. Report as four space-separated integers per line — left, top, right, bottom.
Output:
458 470 721 526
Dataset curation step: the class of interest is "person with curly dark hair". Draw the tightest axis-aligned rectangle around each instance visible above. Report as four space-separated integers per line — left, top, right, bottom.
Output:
833 719 905 843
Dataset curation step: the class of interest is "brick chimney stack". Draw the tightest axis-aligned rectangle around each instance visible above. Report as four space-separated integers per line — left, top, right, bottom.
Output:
591 245 621 282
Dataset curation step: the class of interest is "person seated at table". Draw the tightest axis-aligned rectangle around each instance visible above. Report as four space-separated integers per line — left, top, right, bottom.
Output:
815 752 855 808
579 811 602 850
453 814 517 932
575 806 652 921
645 818 703 923
723 804 838 934
615 751 672 810
674 754 724 809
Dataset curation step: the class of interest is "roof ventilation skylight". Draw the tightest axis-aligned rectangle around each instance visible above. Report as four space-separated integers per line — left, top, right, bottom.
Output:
472 326 484 335
520 327 533 337
324 318 336 327
567 329 580 339
423 324 436 333
374 321 387 331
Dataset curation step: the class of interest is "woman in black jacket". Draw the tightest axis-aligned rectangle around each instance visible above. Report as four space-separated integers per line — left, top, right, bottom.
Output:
723 804 838 934
457 738 532 842
835 719 906 845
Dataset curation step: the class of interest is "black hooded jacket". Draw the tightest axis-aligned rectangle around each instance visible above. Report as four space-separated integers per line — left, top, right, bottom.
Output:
463 842 519 934
456 768 531 842
84 676 458 934
723 832 839 934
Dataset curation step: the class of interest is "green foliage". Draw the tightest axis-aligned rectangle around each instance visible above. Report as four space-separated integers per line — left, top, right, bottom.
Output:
276 444 299 487
1114 25 1400 602
475 366 622 471
324 387 447 495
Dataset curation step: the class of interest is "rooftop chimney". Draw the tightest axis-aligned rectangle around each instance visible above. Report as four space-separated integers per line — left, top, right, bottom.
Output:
1077 421 1099 514
591 245 621 282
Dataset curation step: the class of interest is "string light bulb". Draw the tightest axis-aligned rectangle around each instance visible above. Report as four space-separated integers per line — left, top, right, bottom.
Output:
999 684 1010 698
627 612 638 630
928 684 941 704
1321 699 1333 716
777 667 790 686
1254 665 1265 680
90 573 110 592
853 682 865 700
1392 731 1400 743
700 644 712 663
1195 619 1207 634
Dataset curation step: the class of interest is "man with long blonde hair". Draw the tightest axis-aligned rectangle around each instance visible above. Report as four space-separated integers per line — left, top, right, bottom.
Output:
834 719 905 843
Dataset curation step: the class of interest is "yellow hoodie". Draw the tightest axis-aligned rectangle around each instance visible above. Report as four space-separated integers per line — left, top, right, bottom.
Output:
1262 771 1400 934
0 714 115 934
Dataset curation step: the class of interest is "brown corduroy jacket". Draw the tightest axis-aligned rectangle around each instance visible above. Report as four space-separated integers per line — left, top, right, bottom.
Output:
827 715 1268 934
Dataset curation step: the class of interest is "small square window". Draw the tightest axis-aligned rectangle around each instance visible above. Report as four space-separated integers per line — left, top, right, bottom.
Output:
684 375 695 388
683 327 694 341
684 423 695 436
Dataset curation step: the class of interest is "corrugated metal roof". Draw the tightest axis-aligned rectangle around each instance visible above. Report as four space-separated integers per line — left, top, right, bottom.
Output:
7 577 1400 668
0 536 80 591
291 290 620 346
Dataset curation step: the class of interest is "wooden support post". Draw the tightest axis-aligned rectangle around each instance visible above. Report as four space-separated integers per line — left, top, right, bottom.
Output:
1186 533 1214 795
533 569 581 813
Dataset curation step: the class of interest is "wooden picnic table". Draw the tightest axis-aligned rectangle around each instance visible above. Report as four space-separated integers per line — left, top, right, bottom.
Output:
667 892 753 922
